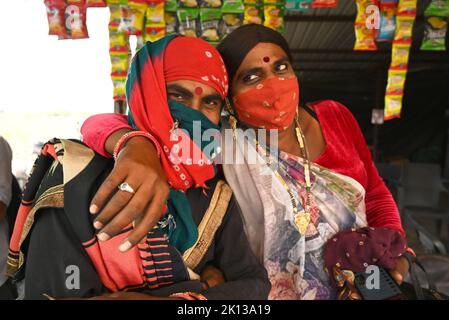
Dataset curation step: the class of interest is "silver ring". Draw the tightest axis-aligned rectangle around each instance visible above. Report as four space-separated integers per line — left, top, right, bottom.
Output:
118 182 135 194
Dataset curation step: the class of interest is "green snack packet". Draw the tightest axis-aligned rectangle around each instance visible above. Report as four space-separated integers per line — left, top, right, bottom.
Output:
165 0 178 12
177 8 200 37
285 0 312 11
221 0 244 36
420 16 448 51
200 8 222 42
178 0 200 8
425 0 449 17
201 0 223 8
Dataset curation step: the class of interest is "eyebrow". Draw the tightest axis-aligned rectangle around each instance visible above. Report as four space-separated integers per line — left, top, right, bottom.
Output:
202 94 223 103
166 84 193 98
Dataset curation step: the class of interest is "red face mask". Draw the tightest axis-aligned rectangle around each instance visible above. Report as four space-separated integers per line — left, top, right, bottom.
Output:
232 77 299 130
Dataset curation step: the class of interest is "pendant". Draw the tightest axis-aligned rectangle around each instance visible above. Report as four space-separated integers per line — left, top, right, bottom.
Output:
294 210 310 235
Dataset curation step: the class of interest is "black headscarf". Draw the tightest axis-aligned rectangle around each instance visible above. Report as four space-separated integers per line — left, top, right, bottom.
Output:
216 24 292 88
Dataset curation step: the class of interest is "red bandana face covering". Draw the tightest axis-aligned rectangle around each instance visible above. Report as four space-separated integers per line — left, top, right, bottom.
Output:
232 76 300 130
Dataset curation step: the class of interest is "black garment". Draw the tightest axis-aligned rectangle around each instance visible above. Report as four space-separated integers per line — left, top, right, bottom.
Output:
23 153 270 300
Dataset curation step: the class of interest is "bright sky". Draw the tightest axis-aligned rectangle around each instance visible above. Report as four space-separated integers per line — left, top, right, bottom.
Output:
0 0 114 113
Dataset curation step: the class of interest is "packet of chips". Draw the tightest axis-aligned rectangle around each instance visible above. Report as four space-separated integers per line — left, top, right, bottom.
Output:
179 0 200 8
145 0 165 25
243 0 261 3
201 0 223 7
285 0 313 11
425 0 449 17
109 30 129 52
118 1 146 36
108 4 122 31
394 13 415 42
420 16 448 51
65 0 89 39
164 11 178 34
222 0 244 37
145 26 167 42
354 0 377 50
178 8 199 37
263 4 285 32
200 8 222 42
110 52 130 77
397 0 417 15
390 41 411 68
87 0 107 7
112 75 127 101
377 2 398 42
311 0 337 8
44 0 67 37
244 5 263 24
385 68 407 95
166 0 178 11
384 94 403 120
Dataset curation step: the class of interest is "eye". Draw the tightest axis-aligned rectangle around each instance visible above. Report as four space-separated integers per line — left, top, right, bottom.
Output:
242 73 260 84
168 92 185 101
276 63 289 72
203 98 222 109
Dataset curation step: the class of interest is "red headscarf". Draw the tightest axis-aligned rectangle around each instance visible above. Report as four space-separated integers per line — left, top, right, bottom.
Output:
127 36 228 191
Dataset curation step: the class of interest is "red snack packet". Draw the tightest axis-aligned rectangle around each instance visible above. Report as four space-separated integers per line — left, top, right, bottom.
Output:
87 0 107 7
44 0 67 37
65 0 89 39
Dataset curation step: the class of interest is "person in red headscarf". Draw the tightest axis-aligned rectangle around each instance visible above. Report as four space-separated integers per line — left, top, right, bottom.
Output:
79 26 410 300
7 35 269 300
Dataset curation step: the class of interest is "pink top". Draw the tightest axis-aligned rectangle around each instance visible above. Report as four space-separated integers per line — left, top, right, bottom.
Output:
80 100 404 236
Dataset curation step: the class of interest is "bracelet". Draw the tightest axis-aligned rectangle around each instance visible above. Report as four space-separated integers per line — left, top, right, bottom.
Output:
113 131 161 161
169 292 208 300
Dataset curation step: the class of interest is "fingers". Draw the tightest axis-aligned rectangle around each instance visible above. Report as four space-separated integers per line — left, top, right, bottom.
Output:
96 184 156 243
93 177 144 230
389 270 403 285
89 168 127 215
119 186 169 252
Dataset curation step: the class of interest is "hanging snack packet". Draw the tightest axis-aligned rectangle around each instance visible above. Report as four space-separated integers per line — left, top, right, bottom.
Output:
384 94 403 120
145 26 167 42
110 52 130 77
420 16 448 51
44 0 67 37
109 30 129 52
385 68 407 95
201 0 223 7
354 0 377 50
200 8 222 42
394 13 415 42
179 0 200 8
377 2 397 42
65 0 89 39
285 0 313 11
397 0 417 15
117 1 146 36
424 0 449 17
87 0 107 7
108 4 122 31
243 0 261 4
145 0 165 25
165 11 178 34
244 5 263 24
263 4 285 32
311 0 337 8
222 0 244 36
390 41 411 68
112 75 127 101
178 8 200 37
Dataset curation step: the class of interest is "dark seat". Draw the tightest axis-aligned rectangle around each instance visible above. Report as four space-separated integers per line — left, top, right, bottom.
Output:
398 163 449 243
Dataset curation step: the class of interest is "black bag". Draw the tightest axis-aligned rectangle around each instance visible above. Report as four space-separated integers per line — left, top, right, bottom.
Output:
400 253 448 300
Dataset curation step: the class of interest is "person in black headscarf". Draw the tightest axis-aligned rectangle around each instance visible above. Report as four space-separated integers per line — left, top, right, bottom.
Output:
76 24 409 299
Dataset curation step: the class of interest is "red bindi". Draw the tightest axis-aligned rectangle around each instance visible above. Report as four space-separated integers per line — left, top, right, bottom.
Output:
263 56 270 63
195 87 203 95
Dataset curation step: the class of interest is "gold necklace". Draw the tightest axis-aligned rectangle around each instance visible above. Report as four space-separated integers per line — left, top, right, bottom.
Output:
256 112 313 235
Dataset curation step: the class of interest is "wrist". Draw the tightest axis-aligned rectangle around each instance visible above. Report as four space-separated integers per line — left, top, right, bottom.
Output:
113 131 161 161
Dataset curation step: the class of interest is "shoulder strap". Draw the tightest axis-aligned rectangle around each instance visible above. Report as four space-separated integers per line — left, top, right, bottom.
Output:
183 180 233 270
302 103 319 123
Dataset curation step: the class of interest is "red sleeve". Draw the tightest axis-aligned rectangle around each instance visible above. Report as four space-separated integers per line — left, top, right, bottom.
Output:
338 104 405 236
80 113 132 158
